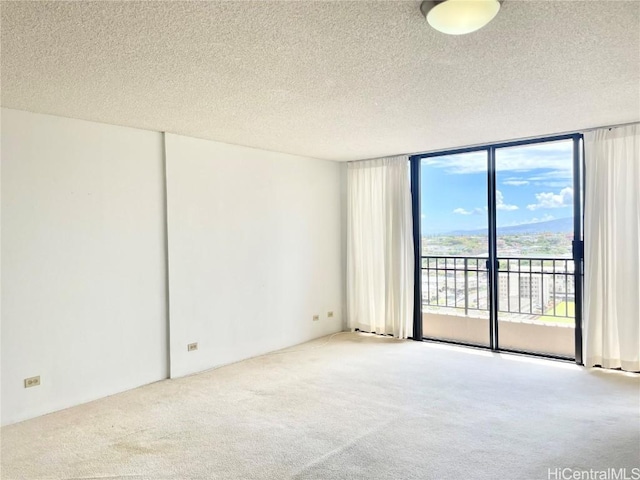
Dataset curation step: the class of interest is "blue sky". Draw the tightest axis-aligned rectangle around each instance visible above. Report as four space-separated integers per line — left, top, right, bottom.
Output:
421 140 575 235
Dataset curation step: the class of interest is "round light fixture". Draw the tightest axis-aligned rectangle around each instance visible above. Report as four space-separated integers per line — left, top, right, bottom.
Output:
420 0 501 35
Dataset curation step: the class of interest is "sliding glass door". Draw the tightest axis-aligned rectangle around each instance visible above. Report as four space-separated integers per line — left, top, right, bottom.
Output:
420 150 490 347
414 135 583 361
494 139 579 358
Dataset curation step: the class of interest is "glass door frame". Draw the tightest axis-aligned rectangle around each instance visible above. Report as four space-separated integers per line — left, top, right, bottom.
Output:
410 133 584 365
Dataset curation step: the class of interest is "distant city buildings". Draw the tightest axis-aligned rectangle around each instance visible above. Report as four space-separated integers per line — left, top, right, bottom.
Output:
422 254 575 319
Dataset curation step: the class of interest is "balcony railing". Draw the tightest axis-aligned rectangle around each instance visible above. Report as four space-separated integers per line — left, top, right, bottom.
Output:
421 256 576 320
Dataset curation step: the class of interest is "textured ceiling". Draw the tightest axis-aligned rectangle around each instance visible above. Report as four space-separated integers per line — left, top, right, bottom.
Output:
2 1 639 161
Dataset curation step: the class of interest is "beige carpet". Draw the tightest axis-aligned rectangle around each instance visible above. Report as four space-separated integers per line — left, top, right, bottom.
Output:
1 332 639 480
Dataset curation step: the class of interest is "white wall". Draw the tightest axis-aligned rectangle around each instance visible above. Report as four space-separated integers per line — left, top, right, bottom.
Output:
1 110 345 424
1 109 168 425
165 133 343 378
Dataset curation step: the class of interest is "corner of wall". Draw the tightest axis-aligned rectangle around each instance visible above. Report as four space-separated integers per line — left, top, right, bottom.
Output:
340 162 348 332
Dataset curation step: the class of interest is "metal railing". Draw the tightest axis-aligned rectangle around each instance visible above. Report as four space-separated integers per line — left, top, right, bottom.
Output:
422 256 488 316
421 256 576 319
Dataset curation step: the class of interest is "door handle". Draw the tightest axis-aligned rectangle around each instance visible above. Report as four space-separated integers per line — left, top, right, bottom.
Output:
572 240 584 260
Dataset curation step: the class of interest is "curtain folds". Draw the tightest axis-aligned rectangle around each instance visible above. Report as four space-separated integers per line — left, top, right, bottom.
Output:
347 156 414 339
584 124 640 372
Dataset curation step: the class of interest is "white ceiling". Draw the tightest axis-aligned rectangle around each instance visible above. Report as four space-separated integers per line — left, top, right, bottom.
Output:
2 1 639 161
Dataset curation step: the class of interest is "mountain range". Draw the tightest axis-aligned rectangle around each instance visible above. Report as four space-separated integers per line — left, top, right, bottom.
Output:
441 217 574 236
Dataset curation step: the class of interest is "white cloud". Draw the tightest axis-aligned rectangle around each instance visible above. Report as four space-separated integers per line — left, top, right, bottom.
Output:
532 181 571 188
503 179 529 186
527 170 574 187
453 207 485 216
532 214 556 223
422 151 486 174
422 140 573 177
453 208 472 215
527 170 573 181
527 187 573 210
496 190 518 211
521 214 555 225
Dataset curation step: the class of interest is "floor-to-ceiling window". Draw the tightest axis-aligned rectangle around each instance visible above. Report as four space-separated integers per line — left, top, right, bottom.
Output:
420 150 491 347
412 135 583 362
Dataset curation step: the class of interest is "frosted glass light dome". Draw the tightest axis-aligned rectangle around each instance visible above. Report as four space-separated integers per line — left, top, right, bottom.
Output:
421 0 501 35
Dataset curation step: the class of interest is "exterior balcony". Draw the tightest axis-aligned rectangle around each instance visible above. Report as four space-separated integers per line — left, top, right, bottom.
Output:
422 256 576 358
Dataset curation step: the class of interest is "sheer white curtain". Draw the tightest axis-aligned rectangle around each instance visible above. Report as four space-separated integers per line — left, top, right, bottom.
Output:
347 156 414 339
584 124 640 372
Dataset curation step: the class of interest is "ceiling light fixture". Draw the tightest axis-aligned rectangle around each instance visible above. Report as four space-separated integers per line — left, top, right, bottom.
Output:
420 0 502 35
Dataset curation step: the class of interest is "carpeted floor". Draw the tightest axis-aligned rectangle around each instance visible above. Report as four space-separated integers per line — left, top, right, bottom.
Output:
1 332 639 480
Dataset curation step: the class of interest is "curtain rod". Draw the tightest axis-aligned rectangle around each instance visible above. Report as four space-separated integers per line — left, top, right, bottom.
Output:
354 120 640 163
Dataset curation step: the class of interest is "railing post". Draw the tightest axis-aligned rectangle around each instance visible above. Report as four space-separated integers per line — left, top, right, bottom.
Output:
464 258 469 316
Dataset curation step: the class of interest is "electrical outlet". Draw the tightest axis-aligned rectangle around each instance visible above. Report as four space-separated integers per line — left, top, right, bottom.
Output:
327 311 334 318
312 315 320 321
24 376 40 388
187 342 198 352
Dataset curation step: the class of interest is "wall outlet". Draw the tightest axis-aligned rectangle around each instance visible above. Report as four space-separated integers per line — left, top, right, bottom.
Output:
187 342 198 352
24 376 40 388
312 315 320 321
327 311 334 318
